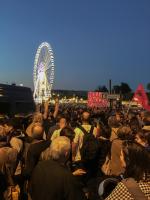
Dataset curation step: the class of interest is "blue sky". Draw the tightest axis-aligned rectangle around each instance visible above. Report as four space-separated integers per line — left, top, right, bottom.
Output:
0 0 150 91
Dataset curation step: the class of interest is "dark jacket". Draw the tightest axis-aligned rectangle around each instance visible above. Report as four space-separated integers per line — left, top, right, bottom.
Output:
30 159 86 200
23 140 50 179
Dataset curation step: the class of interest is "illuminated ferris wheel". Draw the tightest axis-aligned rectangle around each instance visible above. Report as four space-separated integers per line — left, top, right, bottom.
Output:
33 42 55 103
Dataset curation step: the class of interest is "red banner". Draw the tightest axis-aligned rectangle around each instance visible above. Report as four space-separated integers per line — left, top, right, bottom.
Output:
88 92 108 107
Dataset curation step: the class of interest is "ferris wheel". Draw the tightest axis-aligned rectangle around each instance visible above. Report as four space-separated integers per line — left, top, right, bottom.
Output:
33 42 55 103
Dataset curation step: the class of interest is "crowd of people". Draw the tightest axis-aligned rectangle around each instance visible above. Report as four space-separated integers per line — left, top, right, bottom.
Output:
0 98 150 200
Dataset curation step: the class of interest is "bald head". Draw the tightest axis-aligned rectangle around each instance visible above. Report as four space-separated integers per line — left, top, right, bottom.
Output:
82 112 90 123
32 123 44 140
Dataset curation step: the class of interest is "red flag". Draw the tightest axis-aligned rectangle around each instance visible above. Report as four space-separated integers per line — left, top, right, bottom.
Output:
133 84 150 111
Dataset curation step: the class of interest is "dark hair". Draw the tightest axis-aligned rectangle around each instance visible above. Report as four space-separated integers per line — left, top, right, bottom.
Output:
108 116 121 128
4 118 16 127
60 127 75 142
117 126 133 141
122 141 150 181
129 117 141 134
100 124 111 139
56 114 70 124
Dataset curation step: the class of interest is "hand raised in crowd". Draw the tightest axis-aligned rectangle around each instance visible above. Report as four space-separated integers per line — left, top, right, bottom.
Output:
55 97 59 103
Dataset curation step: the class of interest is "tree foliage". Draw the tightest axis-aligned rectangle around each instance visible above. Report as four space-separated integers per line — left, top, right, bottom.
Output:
95 85 108 92
120 82 132 94
113 85 121 93
112 82 132 94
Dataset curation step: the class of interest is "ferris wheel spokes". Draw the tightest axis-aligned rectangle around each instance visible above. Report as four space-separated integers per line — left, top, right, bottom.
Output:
33 42 55 104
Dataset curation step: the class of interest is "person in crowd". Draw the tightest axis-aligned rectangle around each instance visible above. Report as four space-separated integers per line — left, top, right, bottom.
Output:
136 111 145 128
29 136 86 200
72 111 100 198
135 131 150 151
26 113 43 137
23 123 50 180
97 124 111 169
0 124 18 199
1 118 23 154
46 114 60 140
129 116 141 135
19 124 50 200
50 115 69 141
26 97 59 138
72 111 98 162
60 127 75 143
105 141 150 200
108 115 121 141
42 97 59 136
42 127 86 176
103 126 133 176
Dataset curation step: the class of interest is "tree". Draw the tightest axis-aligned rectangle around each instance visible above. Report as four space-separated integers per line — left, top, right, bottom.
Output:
112 85 121 94
147 83 150 92
95 85 108 92
120 82 132 94
112 82 132 95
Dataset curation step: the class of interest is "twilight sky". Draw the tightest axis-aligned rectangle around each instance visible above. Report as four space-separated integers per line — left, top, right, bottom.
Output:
0 0 150 91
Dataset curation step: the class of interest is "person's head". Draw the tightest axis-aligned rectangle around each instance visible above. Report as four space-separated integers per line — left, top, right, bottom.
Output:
60 127 75 142
120 141 150 181
81 111 90 124
117 126 133 141
135 131 150 147
49 136 71 162
32 112 43 124
4 119 15 134
99 123 111 139
31 123 44 140
128 112 136 121
129 117 141 134
59 116 68 129
115 112 121 121
108 116 121 128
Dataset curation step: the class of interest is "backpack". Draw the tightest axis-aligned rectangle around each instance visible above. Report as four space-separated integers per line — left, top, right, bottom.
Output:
78 125 100 162
98 177 120 199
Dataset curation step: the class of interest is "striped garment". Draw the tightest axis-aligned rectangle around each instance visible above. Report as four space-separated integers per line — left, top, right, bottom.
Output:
105 180 150 200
